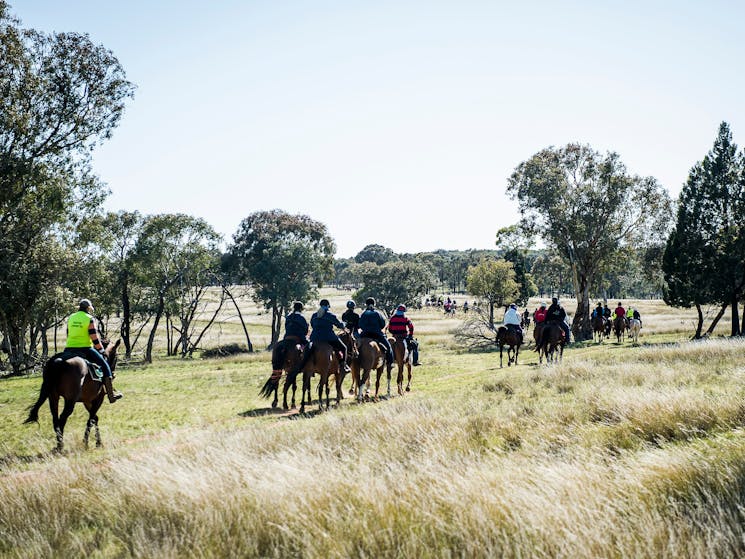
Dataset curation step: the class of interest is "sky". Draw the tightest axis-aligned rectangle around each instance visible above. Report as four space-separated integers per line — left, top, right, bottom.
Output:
12 1 745 258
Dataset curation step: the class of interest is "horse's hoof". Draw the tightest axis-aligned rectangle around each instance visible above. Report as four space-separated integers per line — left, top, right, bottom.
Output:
406 386 410 392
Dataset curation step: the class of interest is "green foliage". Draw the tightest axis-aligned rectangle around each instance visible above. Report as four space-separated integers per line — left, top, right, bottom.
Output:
663 122 745 336
466 258 519 328
352 261 436 315
0 4 134 372
229 210 335 345
353 243 398 265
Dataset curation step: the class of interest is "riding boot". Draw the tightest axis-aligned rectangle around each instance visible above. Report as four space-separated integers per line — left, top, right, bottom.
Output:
337 354 351 374
103 377 123 403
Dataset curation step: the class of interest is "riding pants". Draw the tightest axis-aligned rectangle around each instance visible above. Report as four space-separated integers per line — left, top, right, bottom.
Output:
66 347 112 378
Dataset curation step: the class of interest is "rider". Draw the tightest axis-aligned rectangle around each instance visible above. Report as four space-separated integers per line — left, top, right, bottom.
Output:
341 300 360 338
388 305 420 366
503 303 523 342
533 302 547 324
293 299 351 375
64 299 122 403
545 297 571 343
284 301 309 346
615 302 626 323
358 297 394 370
521 308 530 326
603 304 612 319
592 302 604 319
632 307 642 327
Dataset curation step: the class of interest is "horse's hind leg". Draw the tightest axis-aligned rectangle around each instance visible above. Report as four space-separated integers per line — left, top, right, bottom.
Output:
396 363 404 396
55 398 76 452
406 363 412 392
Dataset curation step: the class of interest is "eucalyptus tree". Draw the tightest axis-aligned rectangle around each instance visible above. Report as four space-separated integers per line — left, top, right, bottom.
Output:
0 2 134 372
465 258 519 329
507 144 672 341
229 210 335 348
495 225 537 306
133 214 221 362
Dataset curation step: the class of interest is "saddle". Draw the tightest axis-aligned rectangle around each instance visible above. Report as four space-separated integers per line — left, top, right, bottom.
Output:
51 351 104 381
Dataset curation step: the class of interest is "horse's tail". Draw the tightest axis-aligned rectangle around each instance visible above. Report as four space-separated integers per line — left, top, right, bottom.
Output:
259 341 289 399
24 358 58 424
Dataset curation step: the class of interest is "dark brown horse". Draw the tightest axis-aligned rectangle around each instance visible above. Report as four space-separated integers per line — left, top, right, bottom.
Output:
24 340 121 451
591 315 607 343
496 326 522 368
613 316 626 343
259 337 304 409
390 336 412 395
535 323 565 364
352 337 388 402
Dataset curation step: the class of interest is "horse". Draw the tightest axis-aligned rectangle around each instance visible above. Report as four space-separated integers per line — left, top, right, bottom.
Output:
390 336 412 395
284 342 343 414
533 322 545 348
352 337 389 402
496 326 522 368
591 315 607 343
520 315 531 332
24 340 121 452
258 337 304 409
535 322 565 364
628 318 642 344
613 316 626 343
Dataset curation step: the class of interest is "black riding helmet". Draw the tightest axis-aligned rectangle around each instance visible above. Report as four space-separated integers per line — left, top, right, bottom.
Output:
346 300 356 309
365 297 375 306
292 301 303 312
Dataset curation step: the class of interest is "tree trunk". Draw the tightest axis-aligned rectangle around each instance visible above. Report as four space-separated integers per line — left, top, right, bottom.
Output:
8 324 26 375
705 302 728 336
145 295 165 364
731 294 741 336
223 286 253 352
694 304 704 339
572 274 592 341
121 277 132 358
270 305 282 349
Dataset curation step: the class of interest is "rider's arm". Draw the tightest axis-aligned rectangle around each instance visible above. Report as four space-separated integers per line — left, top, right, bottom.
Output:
88 318 104 352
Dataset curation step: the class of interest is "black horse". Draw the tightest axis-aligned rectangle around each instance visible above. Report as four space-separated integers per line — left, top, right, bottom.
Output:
497 326 522 368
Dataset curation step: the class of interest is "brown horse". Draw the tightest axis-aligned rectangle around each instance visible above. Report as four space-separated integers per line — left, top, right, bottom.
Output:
496 326 522 368
591 315 607 343
613 316 626 343
258 337 304 409
290 342 343 414
390 336 412 395
24 340 121 451
352 337 389 402
535 323 565 364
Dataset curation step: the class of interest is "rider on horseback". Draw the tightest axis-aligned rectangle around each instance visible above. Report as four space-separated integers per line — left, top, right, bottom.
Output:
341 300 360 338
632 307 642 327
388 305 420 366
534 302 547 324
592 302 604 319
284 301 309 346
503 303 523 343
358 297 393 370
292 299 351 375
65 299 122 403
544 297 571 344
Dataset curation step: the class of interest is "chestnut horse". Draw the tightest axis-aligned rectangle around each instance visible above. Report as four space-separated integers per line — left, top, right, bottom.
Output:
258 337 304 409
283 342 344 414
25 340 121 451
352 337 389 402
390 336 412 395
496 326 522 368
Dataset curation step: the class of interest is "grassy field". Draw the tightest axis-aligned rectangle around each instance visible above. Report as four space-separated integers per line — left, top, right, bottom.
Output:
1 291 745 558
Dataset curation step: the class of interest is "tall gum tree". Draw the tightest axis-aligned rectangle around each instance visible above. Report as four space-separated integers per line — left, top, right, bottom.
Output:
507 144 672 341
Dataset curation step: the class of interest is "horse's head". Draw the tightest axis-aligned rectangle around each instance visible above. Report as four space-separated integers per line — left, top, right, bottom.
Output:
103 339 122 373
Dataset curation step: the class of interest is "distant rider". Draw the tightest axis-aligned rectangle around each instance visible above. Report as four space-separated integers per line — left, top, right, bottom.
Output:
284 301 309 346
341 300 360 338
388 304 420 366
503 303 523 342
358 297 394 369
545 297 570 343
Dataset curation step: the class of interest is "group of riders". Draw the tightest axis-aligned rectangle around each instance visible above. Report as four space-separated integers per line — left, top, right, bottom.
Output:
283 297 420 378
501 298 643 347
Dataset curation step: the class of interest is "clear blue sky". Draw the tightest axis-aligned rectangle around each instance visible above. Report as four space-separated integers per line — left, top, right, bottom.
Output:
13 1 745 257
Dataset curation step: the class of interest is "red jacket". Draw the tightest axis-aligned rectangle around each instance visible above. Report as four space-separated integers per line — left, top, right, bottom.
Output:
615 306 626 318
388 314 414 338
534 308 547 323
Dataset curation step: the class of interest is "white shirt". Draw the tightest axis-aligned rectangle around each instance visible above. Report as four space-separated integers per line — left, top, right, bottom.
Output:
504 307 521 326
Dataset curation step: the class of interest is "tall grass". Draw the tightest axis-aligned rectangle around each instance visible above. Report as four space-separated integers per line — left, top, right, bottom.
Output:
2 297 745 557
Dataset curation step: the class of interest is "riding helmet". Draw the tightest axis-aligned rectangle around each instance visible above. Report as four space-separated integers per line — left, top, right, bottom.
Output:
365 297 375 306
397 305 406 312
79 298 93 311
320 299 330 307
346 300 356 309
292 301 304 312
